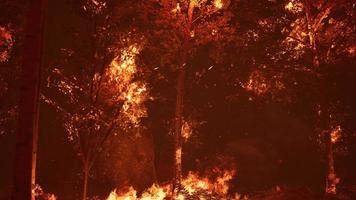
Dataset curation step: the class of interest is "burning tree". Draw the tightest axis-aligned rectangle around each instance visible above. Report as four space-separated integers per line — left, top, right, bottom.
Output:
236 0 355 195
43 1 150 199
45 42 149 200
283 0 355 195
123 0 236 197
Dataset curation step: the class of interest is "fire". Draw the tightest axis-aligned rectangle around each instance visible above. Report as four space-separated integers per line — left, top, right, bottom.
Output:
284 0 303 13
245 70 269 95
181 120 193 141
109 45 139 83
175 147 182 166
104 44 149 126
140 184 168 200
107 187 138 200
214 0 223 9
172 3 181 13
331 125 341 143
106 168 237 200
32 184 57 200
0 26 13 62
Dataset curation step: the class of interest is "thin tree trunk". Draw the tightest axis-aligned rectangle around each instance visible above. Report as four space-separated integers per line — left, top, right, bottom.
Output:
82 161 89 200
172 2 195 198
325 130 337 195
12 0 46 200
303 0 338 195
173 66 185 196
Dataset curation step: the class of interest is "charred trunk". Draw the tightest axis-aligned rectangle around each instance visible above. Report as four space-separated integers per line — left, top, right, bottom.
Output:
12 0 46 200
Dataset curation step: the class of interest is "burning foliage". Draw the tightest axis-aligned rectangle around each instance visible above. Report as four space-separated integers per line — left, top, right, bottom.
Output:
0 25 13 62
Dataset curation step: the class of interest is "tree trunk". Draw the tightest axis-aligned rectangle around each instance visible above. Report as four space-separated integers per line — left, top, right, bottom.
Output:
172 66 185 196
325 130 337 195
303 0 339 195
12 0 46 200
82 161 89 200
172 2 194 198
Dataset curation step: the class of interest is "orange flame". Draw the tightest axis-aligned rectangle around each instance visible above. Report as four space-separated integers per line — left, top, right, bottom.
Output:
106 168 237 200
331 125 341 143
104 44 149 127
214 0 223 9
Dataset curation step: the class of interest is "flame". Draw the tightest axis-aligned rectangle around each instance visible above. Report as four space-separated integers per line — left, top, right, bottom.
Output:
0 26 13 62
109 45 138 83
106 168 237 200
140 184 167 200
175 147 182 166
245 70 269 95
107 187 137 200
172 3 181 13
284 0 303 13
181 120 193 141
331 125 341 143
105 44 149 126
32 184 57 200
214 0 223 9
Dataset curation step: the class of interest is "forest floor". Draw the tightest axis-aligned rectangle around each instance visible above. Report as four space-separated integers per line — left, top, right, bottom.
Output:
248 185 356 200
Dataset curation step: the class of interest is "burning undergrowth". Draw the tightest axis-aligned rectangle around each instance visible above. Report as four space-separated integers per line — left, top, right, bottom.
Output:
106 168 239 200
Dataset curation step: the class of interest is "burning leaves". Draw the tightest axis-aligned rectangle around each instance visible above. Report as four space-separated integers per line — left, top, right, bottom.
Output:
83 0 107 14
331 125 341 144
32 184 57 200
244 70 285 97
104 44 149 127
284 0 303 14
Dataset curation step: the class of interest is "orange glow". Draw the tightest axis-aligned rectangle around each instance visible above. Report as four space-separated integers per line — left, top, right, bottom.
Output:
331 125 341 143
32 184 57 200
0 26 13 62
172 3 181 13
181 120 193 142
245 70 269 95
214 0 223 9
106 168 237 199
104 44 149 126
284 0 303 13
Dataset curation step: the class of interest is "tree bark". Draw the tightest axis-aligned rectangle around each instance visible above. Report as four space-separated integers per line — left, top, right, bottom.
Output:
12 0 46 200
172 2 194 198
